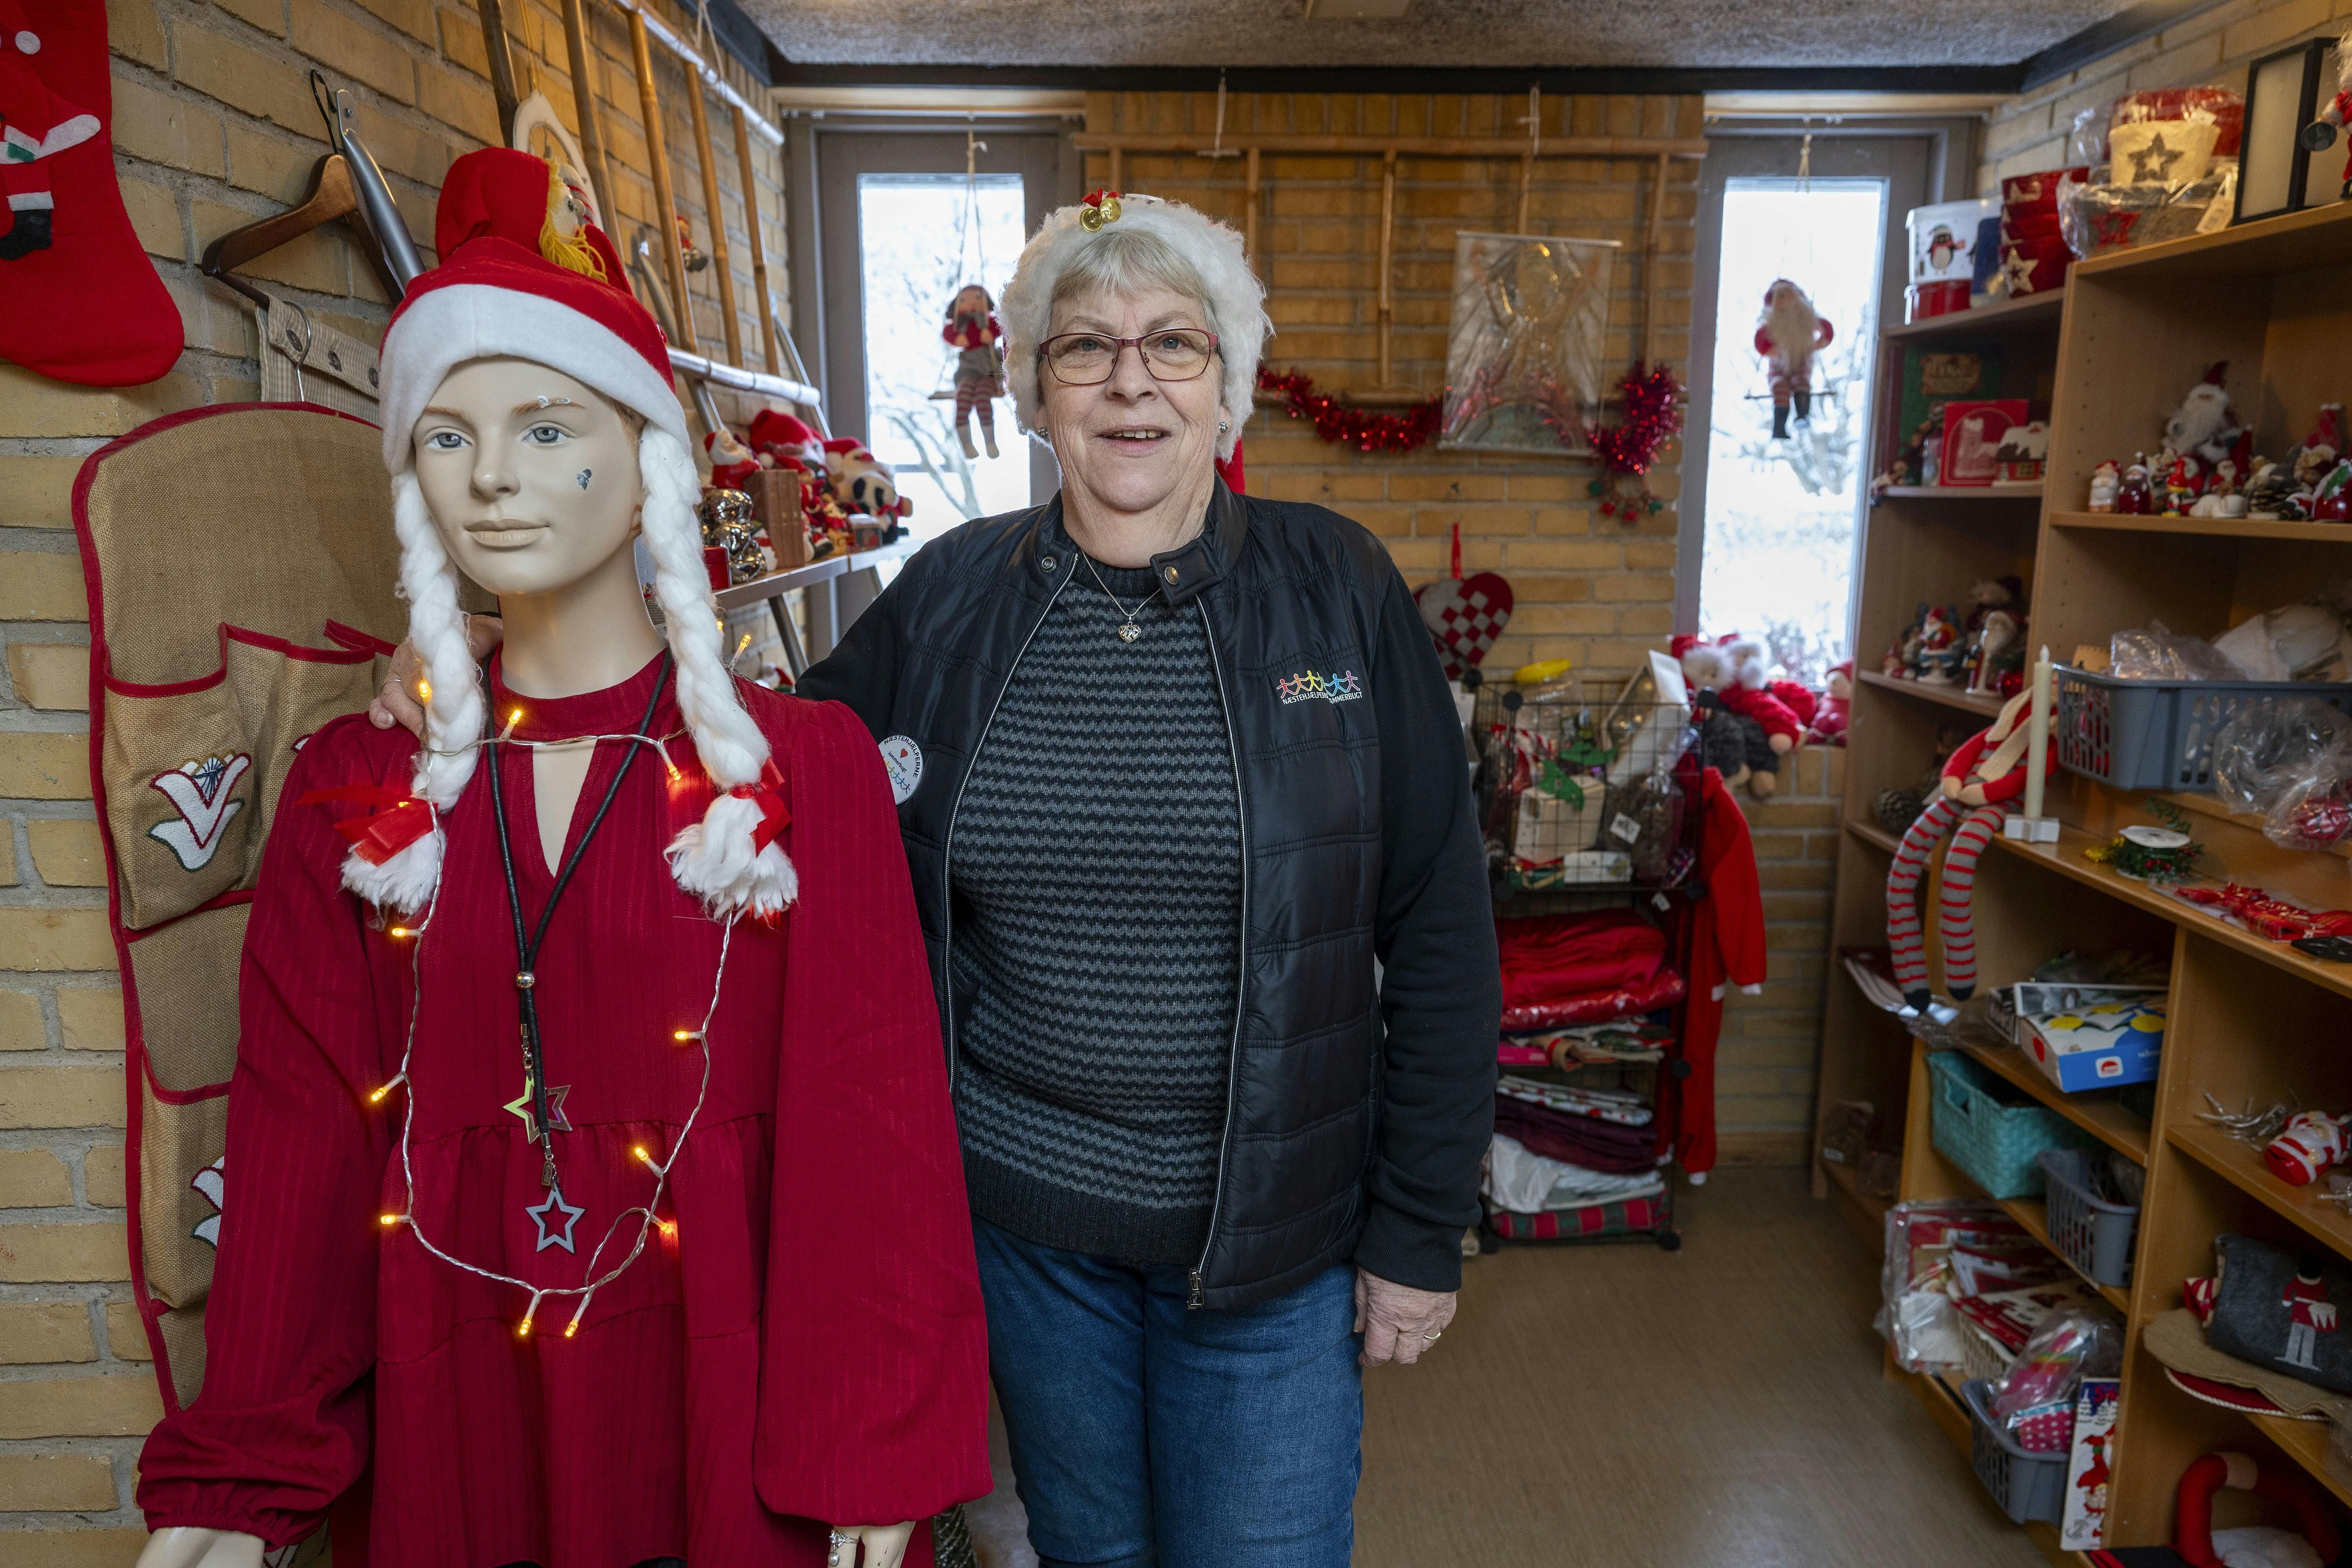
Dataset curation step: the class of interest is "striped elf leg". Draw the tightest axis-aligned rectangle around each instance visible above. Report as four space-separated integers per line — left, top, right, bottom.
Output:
1937 803 2008 1000
1886 795 1962 1007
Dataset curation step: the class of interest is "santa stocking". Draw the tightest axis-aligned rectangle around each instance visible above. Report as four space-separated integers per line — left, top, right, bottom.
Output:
0 0 181 385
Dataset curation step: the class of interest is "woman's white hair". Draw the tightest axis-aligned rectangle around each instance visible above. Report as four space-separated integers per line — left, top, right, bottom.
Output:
346 424 796 922
999 194 1270 462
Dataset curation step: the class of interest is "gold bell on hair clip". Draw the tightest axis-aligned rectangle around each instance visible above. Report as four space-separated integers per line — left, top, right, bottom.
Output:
1079 189 1123 231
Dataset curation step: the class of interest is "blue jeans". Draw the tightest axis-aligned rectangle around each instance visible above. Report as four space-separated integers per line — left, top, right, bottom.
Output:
971 1217 1363 1568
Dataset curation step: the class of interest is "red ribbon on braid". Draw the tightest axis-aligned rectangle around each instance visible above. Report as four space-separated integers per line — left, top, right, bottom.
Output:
297 783 438 865
728 759 791 854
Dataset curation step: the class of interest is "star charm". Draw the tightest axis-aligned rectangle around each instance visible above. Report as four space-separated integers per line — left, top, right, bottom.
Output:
2128 132 2183 183
526 1184 586 1254
503 1079 572 1142
2090 209 2139 249
1998 249 2039 296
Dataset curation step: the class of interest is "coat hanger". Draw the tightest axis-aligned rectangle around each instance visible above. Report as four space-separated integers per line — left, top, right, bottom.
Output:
199 74 404 307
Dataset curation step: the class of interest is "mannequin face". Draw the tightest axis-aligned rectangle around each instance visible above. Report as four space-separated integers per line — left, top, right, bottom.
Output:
410 357 645 598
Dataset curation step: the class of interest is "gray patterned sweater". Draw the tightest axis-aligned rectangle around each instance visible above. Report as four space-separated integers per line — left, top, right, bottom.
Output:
947 554 1241 1267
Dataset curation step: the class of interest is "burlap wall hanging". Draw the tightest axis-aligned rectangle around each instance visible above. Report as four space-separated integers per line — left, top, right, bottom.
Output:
74 403 408 1425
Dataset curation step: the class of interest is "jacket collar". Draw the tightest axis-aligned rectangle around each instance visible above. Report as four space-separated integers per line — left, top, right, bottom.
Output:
1024 479 1246 607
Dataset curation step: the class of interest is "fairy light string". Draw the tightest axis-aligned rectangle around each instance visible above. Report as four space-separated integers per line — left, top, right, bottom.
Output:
368 659 737 1338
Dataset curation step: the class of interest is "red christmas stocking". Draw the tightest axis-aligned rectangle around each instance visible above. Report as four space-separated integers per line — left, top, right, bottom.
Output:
0 0 180 385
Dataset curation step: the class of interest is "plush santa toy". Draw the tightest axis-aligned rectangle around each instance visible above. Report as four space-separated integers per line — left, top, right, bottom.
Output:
1674 634 1780 798
1753 279 1834 441
2163 362 2249 480
1719 637 1806 754
0 5 97 259
820 437 911 523
1809 660 1852 745
702 426 760 489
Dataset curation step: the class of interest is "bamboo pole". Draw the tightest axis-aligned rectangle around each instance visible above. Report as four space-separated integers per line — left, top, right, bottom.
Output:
472 0 522 143
1244 146 1261 275
1109 146 1123 192
1643 151 1670 369
683 69 742 366
1515 85 1539 235
1376 147 1397 389
601 0 780 148
558 0 617 232
733 103 780 376
626 8 697 354
1074 131 1706 159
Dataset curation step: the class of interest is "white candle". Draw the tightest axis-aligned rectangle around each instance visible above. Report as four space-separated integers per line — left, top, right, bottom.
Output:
2024 645 2053 823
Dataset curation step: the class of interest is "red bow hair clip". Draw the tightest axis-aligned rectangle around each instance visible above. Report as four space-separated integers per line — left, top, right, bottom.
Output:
1079 190 1124 232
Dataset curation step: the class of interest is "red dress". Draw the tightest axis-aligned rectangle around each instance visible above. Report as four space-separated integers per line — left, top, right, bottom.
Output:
136 655 990 1566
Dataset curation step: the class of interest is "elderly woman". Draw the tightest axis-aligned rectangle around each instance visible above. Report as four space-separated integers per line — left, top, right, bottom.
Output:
378 193 1497 1566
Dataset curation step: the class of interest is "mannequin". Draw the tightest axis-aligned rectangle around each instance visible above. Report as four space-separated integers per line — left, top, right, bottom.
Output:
134 149 987 1568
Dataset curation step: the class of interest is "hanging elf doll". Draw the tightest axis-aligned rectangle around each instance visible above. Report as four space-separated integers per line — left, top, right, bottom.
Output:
1885 689 2056 1009
1753 278 1833 441
0 4 98 259
941 284 1004 460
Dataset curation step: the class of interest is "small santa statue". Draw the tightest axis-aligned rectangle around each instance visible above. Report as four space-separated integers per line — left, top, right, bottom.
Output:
0 7 100 259
1753 279 1834 441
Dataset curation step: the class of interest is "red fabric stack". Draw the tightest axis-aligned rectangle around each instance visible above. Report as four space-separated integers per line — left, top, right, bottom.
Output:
1495 908 1686 1033
1999 167 2087 297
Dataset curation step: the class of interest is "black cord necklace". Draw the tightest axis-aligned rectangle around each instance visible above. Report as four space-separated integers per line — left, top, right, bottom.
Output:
484 653 672 1196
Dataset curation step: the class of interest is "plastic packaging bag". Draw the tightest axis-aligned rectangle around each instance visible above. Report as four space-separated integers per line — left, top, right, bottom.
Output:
2214 583 2352 682
2110 620 2251 681
1990 1310 2123 1450
2266 763 2352 851
1877 1200 2032 1372
2212 697 2352 814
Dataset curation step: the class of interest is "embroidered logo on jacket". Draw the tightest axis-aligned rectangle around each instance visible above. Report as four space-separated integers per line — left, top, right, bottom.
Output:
1275 669 1365 705
147 753 251 871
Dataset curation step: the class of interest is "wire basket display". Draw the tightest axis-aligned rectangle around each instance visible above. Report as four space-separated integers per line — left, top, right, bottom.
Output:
1471 669 1698 893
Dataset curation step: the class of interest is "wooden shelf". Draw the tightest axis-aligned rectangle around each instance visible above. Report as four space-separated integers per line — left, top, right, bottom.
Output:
1855 668 2008 718
1994 1191 2131 1313
1987 823 2352 1005
1881 288 2066 342
1845 817 1901 855
2048 510 2352 544
1879 482 2045 500
1956 1039 2150 1165
2169 1121 2352 1269
2245 1409 2352 1513
2071 197 2352 283
1821 1150 1892 1227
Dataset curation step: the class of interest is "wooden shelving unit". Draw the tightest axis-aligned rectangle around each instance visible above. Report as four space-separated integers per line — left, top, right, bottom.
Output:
1815 198 2352 1556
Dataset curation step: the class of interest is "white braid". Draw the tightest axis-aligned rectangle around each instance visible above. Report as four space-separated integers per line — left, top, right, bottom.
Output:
339 471 484 913
634 426 799 919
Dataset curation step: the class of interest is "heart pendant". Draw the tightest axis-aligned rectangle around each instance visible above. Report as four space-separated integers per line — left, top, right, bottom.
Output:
1117 623 1141 643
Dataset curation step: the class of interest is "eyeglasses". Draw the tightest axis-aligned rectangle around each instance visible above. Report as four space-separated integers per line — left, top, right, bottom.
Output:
1039 329 1220 385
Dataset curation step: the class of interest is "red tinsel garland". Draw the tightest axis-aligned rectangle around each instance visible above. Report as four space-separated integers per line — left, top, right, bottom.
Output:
1256 366 1442 453
1587 362 1684 476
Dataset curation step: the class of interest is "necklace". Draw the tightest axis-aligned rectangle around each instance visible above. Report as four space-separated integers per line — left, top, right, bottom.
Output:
486 656 670 1225
1083 553 1155 643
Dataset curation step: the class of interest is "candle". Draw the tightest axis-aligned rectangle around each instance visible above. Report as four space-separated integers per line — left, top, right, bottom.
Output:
2023 645 2052 823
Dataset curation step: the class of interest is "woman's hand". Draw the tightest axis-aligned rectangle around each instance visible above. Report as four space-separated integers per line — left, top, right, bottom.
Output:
137 1527 265 1568
367 614 504 737
827 1521 917 1568
1354 1269 1457 1367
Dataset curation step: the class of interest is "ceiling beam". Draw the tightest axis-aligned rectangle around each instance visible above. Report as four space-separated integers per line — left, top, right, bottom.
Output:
2021 0 2235 90
763 62 2031 95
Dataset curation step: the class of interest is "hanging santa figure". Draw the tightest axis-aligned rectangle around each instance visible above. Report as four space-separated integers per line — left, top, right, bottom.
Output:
1753 279 1834 441
942 283 1005 460
2303 30 2352 199
0 7 100 260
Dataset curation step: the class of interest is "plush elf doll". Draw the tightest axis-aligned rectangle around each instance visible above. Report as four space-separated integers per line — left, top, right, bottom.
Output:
0 4 99 259
1884 689 2057 1008
941 284 1004 460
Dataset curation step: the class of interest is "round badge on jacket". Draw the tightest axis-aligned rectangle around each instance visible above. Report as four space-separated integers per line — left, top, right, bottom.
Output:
880 736 923 804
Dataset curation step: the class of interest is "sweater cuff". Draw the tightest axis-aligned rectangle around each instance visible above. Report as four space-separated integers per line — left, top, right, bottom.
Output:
1353 1199 1465 1294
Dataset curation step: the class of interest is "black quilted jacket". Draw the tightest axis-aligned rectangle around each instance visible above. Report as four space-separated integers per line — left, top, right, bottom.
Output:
798 482 1499 1308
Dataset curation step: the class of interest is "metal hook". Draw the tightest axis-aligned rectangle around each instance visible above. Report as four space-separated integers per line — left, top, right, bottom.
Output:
309 69 342 152
277 297 314 404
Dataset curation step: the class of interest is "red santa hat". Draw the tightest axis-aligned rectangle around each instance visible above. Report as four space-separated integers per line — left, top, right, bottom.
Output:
359 148 793 922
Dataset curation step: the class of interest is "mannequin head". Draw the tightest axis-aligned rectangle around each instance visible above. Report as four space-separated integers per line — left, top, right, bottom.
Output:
410 357 645 600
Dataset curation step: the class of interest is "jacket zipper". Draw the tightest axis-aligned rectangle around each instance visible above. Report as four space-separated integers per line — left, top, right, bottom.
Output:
939 551 1074 1093
1190 594 1248 1310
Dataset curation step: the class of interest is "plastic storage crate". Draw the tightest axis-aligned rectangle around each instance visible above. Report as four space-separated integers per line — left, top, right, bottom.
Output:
2054 665 2352 792
1962 1378 2068 1524
2037 1148 2140 1288
1926 1051 2096 1200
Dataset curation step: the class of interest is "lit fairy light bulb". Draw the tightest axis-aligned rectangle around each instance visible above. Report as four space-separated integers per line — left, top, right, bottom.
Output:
368 1073 407 1104
417 678 431 702
672 1028 702 1044
379 1213 403 1227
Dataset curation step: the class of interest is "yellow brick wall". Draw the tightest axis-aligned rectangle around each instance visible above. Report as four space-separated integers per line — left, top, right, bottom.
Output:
0 2 779 1558
1976 0 2352 190
1085 92 1829 1160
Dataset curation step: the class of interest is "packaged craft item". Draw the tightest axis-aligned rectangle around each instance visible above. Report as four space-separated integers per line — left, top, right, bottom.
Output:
1990 1310 2124 1452
2108 620 2248 681
2211 697 2352 815
1877 1200 2034 1372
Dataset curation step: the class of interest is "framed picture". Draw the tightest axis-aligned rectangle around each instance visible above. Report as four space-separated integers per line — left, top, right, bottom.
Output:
2237 37 2336 223
1438 232 1617 458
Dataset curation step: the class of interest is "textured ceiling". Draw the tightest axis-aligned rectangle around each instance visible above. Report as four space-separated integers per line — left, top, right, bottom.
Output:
740 0 2142 69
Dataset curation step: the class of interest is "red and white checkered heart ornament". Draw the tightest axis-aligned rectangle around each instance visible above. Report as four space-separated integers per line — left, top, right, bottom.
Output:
1413 524 1513 679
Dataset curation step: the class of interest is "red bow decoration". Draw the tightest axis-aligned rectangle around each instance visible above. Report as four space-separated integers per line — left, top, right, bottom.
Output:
728 759 791 855
298 783 437 865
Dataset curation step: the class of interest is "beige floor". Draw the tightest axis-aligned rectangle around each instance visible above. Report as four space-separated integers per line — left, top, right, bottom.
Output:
971 1167 2044 1568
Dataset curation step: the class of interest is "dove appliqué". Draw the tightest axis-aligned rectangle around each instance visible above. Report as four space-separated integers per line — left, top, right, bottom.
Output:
147 753 250 871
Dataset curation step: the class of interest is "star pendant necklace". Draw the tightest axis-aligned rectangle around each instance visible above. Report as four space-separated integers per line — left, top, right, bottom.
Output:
484 653 672 1254
1083 554 1155 643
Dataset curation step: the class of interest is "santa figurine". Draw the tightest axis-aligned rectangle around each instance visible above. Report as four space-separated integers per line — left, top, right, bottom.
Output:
2308 31 2352 200
941 284 1005 460
1808 660 1852 746
2163 362 2249 477
0 8 100 259
1719 636 1807 756
1753 279 1834 441
2086 460 2120 512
